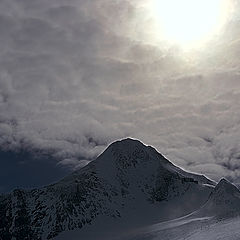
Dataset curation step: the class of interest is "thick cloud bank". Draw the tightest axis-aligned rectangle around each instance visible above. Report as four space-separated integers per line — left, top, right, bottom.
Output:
1 0 240 182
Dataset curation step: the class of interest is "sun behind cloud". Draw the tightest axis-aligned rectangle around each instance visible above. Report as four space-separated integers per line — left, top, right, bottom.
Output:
148 0 231 49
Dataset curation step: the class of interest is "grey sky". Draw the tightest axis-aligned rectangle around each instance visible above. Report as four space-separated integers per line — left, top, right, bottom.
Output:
1 0 240 192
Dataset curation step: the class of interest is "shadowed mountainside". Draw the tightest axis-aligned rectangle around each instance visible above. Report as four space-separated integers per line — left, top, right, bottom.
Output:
2 138 235 240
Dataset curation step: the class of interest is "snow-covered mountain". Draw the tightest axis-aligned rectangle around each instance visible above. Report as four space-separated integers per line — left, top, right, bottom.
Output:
0 138 238 240
193 178 240 219
116 178 240 240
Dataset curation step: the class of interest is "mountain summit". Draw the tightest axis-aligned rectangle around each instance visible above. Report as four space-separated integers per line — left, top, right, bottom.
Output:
194 178 240 219
0 138 231 240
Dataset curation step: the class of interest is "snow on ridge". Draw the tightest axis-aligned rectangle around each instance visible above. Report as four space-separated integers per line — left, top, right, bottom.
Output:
0 138 236 240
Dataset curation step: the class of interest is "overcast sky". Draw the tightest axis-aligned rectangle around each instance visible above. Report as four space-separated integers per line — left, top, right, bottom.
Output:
1 0 240 192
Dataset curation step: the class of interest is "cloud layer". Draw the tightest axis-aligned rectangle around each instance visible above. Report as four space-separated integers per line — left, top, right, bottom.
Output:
1 0 240 182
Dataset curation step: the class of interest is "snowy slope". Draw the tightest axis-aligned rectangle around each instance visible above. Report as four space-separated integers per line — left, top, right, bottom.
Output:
0 138 217 240
192 178 240 219
115 178 240 240
112 215 240 240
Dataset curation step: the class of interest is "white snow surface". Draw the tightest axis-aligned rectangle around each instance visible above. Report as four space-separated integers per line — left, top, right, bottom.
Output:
55 215 240 240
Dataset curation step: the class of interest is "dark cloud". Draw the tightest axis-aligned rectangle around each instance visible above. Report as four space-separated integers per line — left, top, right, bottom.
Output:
0 0 240 192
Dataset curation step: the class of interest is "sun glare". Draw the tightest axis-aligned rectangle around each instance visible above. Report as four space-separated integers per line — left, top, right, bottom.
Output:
149 0 231 49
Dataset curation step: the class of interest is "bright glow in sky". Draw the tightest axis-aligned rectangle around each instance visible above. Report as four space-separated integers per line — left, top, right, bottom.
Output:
148 0 231 49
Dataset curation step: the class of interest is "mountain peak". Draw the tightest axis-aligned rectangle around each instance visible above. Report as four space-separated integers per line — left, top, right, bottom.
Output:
214 178 239 194
218 178 231 185
204 177 240 212
192 178 240 218
100 138 171 169
109 138 146 150
217 178 231 187
107 138 167 159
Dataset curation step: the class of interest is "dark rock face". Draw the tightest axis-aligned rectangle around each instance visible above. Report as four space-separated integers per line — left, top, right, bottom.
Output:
0 170 121 240
0 138 215 240
0 195 13 240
